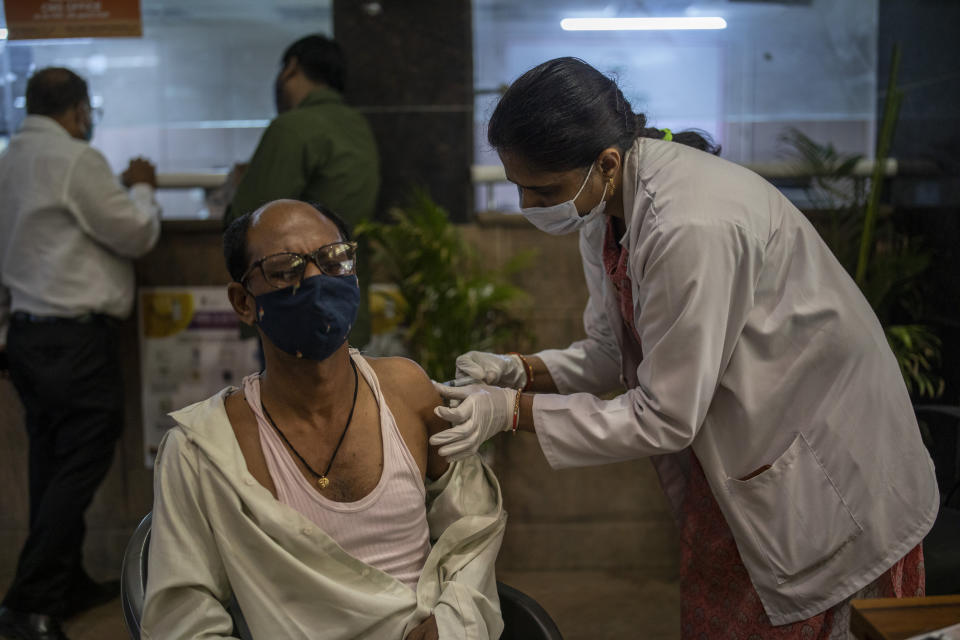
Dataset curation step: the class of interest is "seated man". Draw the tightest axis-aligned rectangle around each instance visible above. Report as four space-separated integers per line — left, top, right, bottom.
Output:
142 200 505 640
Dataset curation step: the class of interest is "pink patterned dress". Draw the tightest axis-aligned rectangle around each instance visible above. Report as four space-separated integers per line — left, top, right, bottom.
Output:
601 216 924 639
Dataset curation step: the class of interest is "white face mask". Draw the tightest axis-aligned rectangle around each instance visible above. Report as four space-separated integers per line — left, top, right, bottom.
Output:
520 163 608 235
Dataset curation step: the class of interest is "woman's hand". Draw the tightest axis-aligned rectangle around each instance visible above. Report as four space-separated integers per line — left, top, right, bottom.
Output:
405 615 439 640
455 351 527 388
430 382 517 460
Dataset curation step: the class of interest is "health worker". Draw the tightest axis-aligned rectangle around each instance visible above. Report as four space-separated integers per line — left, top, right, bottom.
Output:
430 57 938 637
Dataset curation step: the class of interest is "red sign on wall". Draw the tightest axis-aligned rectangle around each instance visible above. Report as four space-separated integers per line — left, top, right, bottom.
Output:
4 0 142 40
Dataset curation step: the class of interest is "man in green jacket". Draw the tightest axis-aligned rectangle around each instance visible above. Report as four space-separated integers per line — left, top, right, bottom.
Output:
225 34 379 346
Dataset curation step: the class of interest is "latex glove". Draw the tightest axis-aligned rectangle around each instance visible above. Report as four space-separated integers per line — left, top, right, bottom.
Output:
430 382 517 461
455 351 526 388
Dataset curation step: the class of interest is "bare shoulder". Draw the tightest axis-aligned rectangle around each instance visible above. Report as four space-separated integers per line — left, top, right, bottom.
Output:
365 356 440 410
224 389 256 441
366 355 430 379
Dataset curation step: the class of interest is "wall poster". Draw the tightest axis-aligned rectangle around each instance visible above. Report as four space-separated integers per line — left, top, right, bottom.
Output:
139 287 260 468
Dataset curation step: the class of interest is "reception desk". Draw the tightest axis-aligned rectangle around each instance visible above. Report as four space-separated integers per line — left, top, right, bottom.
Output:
851 595 960 640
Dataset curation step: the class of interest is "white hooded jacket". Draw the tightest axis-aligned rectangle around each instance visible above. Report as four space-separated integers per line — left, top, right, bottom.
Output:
142 355 506 640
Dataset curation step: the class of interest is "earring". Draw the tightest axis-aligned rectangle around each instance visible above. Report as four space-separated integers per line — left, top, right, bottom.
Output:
607 174 616 198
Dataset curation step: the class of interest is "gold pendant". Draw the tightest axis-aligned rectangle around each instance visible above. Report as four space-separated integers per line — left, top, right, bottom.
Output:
317 476 330 489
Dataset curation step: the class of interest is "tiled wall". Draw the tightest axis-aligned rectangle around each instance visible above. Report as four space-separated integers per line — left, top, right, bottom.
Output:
334 0 475 222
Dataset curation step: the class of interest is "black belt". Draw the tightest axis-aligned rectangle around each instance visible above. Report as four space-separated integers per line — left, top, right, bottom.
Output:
11 311 106 324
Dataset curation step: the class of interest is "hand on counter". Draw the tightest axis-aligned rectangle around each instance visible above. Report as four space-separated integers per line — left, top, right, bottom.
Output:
122 157 158 188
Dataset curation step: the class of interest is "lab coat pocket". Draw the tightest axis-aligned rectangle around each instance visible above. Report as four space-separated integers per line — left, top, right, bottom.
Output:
727 432 863 584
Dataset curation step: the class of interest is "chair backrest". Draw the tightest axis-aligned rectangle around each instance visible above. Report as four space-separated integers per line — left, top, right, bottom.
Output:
121 512 253 640
914 404 960 596
914 404 960 508
120 512 152 640
497 581 564 640
121 512 562 640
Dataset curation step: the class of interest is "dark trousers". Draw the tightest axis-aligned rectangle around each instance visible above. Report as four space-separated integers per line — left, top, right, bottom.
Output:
2 316 123 616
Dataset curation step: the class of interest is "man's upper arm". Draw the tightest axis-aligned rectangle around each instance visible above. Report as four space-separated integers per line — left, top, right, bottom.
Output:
377 357 450 481
67 147 159 258
404 360 450 481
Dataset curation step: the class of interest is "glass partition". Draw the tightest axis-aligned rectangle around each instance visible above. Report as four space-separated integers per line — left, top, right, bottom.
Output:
0 0 332 218
473 0 879 212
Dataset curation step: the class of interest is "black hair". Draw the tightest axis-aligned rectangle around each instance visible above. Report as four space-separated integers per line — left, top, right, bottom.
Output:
282 35 346 93
222 201 352 283
487 57 720 172
25 67 89 117
223 212 255 283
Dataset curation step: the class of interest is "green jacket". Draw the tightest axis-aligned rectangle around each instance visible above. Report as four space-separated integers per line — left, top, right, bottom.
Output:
225 87 380 227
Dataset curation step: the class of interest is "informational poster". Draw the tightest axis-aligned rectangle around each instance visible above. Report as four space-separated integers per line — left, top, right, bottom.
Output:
4 0 142 40
139 287 260 468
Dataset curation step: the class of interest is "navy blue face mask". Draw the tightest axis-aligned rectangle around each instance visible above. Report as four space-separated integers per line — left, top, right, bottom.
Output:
253 274 360 361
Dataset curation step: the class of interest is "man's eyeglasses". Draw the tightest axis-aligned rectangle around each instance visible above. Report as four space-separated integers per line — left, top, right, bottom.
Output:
241 241 357 289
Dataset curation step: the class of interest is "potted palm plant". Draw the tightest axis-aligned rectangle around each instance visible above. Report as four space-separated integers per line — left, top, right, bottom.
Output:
782 126 942 398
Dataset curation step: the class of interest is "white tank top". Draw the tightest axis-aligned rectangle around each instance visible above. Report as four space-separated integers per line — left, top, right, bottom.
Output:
242 352 431 590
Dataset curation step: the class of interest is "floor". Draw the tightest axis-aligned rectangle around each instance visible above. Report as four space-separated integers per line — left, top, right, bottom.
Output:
50 570 680 640
498 570 680 640
61 598 127 640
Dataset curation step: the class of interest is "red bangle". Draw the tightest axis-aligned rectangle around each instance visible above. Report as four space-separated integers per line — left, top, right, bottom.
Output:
509 352 534 391
511 390 522 433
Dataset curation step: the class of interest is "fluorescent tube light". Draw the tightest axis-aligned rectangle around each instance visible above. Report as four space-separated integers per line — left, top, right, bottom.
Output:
561 17 727 31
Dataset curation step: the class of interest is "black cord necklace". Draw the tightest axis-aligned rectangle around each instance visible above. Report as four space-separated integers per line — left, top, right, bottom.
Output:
260 357 359 490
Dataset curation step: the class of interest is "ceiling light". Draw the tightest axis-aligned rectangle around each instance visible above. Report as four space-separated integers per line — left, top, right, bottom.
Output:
561 17 727 31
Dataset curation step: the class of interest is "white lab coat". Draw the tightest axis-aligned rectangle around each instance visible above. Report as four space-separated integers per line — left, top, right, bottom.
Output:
534 137 939 625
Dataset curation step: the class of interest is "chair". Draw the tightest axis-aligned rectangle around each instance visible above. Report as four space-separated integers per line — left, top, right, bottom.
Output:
121 512 562 639
120 512 253 640
497 581 563 640
914 404 960 596
119 512 151 640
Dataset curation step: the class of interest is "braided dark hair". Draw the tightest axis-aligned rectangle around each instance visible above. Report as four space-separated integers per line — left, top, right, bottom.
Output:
488 57 719 172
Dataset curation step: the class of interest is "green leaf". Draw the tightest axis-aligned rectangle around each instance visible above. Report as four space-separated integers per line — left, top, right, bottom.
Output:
365 187 533 380
778 58 942 401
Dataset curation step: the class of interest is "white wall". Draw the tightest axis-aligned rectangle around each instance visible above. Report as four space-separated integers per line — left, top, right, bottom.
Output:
473 0 879 211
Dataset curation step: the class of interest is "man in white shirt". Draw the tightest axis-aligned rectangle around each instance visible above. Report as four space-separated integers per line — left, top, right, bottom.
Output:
0 67 160 640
